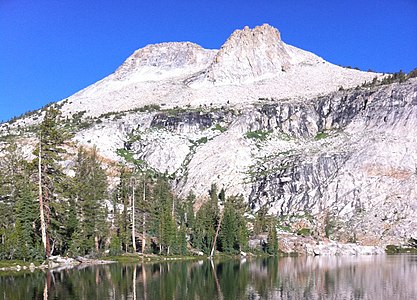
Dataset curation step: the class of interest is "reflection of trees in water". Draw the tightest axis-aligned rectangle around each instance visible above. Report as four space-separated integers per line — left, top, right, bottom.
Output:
1 255 417 299
0 271 44 300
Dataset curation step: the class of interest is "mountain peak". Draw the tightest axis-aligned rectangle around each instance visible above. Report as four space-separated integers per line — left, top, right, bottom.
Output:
189 24 295 85
54 23 378 119
114 42 216 82
237 23 282 40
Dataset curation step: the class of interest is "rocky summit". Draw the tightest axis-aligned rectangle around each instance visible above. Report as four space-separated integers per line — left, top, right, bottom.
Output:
1 24 416 250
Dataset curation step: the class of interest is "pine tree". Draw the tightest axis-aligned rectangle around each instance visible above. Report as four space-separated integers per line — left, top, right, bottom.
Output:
253 206 268 235
115 167 132 252
266 219 278 255
0 141 39 259
0 141 20 258
219 203 237 253
135 172 153 254
184 191 195 230
34 107 69 257
177 224 188 255
13 174 39 259
154 176 177 255
71 146 108 255
192 184 220 254
219 195 248 253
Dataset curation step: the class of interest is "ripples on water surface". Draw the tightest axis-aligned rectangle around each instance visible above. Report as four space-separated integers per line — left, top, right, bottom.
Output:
1 255 416 299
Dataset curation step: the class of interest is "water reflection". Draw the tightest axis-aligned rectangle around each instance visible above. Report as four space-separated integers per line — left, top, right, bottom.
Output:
1 255 416 299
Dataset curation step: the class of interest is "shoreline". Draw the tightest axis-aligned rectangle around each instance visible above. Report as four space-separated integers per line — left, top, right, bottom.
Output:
1 243 416 273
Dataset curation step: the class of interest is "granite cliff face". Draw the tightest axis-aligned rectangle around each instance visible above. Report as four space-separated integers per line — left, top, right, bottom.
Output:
1 24 415 248
65 77 417 247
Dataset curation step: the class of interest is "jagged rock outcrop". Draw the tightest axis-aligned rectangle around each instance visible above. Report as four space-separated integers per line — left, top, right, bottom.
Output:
192 24 293 84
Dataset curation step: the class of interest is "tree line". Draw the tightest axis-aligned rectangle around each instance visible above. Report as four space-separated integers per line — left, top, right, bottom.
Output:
0 107 278 260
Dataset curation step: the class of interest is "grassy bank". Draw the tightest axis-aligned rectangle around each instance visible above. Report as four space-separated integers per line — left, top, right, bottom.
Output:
385 245 417 254
0 260 43 268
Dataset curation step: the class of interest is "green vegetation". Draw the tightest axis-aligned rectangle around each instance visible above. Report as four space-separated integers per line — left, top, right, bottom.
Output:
59 110 99 132
195 136 207 144
245 129 272 141
266 219 278 255
98 104 161 120
385 245 417 254
212 123 227 133
69 146 108 256
314 131 329 140
245 150 297 183
116 148 140 164
297 228 311 236
3 101 57 125
0 109 284 262
361 68 417 88
253 207 279 255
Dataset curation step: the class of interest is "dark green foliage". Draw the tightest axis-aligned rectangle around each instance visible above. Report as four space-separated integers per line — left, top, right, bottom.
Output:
1 114 265 261
184 191 195 229
266 219 278 255
245 129 272 141
0 141 41 260
212 123 227 133
297 228 311 236
70 146 108 255
114 167 133 252
219 195 248 253
177 225 188 255
192 184 220 254
33 107 70 256
111 170 185 255
154 178 177 255
13 178 40 259
324 211 336 238
253 206 268 235
407 67 417 79
361 69 417 88
314 131 328 140
109 234 122 256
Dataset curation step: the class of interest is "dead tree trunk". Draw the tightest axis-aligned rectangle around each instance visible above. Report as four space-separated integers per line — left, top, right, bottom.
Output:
210 211 223 258
131 179 136 253
38 138 49 258
141 179 146 254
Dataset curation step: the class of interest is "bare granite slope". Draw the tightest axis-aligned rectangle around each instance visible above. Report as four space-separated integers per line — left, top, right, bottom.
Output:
54 24 379 119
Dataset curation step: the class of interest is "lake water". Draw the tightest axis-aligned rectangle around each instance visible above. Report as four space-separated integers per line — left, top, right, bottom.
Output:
1 255 417 299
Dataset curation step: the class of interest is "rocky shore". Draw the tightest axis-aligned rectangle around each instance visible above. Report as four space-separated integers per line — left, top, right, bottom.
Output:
279 235 385 256
0 256 115 272
248 233 387 256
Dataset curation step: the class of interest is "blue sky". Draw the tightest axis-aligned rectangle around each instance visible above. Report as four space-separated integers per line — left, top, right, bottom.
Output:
1 0 416 122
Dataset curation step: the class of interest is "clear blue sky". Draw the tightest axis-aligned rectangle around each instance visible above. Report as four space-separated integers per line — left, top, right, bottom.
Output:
1 0 416 122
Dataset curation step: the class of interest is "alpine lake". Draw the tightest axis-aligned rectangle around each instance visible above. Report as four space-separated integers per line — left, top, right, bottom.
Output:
1 255 417 300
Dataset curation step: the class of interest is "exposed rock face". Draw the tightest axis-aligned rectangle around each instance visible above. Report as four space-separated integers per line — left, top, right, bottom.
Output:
63 78 417 248
36 23 378 119
198 24 292 84
275 234 385 255
1 24 415 248
115 42 216 82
